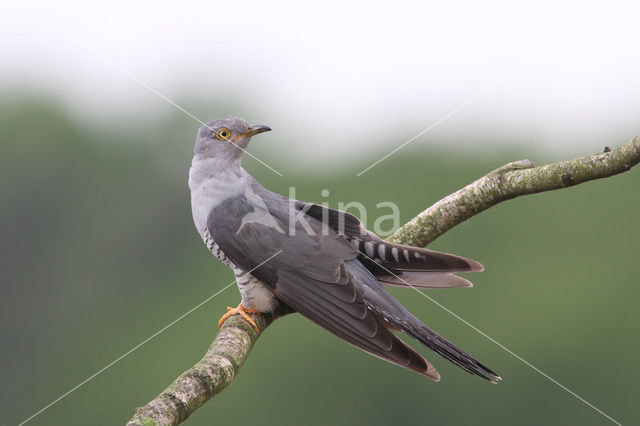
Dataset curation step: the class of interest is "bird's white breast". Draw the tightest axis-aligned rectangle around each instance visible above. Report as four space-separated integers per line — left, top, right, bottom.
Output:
189 157 277 313
188 156 243 238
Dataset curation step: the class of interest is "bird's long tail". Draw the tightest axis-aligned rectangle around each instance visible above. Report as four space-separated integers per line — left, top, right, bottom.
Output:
398 318 501 382
349 260 500 382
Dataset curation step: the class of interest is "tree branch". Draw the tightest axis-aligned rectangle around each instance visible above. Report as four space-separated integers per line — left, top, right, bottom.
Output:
389 137 640 246
127 304 292 426
127 136 639 426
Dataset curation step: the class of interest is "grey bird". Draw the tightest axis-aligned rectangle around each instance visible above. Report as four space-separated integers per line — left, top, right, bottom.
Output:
189 117 500 382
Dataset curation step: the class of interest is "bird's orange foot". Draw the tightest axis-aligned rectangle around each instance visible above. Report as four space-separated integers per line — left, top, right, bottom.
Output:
218 303 260 331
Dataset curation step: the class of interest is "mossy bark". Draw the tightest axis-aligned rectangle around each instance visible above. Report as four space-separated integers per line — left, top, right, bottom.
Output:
127 306 291 426
389 137 640 246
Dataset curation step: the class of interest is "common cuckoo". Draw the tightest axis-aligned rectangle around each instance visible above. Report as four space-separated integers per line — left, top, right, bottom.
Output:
188 117 499 382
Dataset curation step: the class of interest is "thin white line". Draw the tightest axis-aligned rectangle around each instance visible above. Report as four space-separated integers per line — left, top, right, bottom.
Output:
356 249 622 426
356 79 503 176
72 38 283 177
17 250 283 426
16 283 233 426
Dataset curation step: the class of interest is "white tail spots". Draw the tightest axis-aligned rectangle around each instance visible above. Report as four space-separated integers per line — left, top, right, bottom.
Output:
378 244 387 261
391 247 399 262
365 241 375 258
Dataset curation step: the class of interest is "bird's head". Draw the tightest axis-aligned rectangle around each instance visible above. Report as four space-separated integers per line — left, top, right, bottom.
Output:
194 117 271 161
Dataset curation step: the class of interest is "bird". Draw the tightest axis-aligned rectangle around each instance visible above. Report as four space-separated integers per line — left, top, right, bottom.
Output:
188 117 500 383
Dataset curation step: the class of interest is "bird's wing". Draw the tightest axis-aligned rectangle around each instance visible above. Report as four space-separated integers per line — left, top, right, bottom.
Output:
208 191 440 379
297 202 482 288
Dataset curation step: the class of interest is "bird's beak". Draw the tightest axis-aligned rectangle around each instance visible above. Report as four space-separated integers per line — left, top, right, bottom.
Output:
233 124 271 142
247 124 271 137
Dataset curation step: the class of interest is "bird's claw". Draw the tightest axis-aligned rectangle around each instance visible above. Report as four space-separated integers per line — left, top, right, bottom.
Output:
218 303 260 332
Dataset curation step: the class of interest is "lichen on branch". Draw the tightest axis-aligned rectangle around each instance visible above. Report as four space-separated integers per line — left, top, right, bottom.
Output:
389 137 640 247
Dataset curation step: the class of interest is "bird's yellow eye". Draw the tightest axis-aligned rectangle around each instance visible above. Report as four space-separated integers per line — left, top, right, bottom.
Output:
216 128 231 140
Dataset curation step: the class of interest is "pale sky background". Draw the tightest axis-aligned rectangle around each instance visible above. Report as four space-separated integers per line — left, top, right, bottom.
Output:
2 0 639 168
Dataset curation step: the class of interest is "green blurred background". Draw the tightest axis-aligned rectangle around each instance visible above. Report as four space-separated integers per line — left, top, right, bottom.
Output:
1 96 638 426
